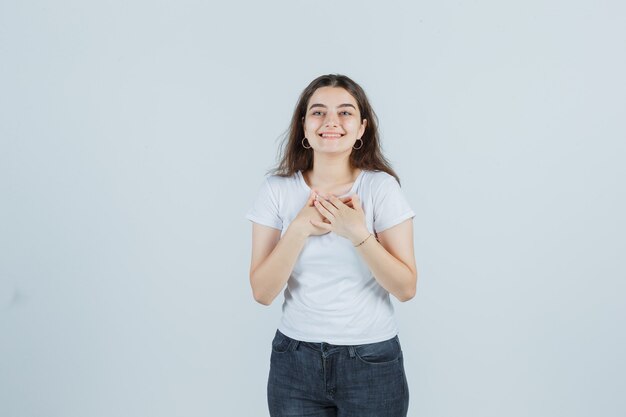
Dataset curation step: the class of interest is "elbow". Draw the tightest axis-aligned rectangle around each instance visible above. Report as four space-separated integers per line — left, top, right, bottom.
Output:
253 291 272 306
397 287 416 302
398 272 417 302
250 276 273 306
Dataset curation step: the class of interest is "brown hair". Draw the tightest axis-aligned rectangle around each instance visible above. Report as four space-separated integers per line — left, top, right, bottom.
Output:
267 74 402 185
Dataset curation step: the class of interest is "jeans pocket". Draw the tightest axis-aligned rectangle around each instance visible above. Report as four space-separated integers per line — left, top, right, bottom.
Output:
271 330 292 354
354 336 402 365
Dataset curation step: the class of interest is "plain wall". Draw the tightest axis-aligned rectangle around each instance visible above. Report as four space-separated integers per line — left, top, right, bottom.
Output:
1 1 624 416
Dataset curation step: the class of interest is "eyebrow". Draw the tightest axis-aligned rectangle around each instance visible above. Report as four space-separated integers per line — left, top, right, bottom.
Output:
308 103 357 111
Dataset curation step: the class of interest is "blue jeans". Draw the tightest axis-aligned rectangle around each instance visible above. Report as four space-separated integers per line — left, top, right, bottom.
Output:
267 329 410 417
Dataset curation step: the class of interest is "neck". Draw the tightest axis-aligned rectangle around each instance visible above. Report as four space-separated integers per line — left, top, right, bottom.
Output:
305 156 359 188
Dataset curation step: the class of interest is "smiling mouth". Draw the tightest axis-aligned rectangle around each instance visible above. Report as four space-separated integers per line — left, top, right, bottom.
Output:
319 133 344 139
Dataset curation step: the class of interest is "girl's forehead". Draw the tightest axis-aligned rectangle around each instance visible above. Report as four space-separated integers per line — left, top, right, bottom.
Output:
309 87 357 105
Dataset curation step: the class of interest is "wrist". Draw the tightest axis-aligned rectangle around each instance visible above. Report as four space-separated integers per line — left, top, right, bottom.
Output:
350 229 372 246
287 221 309 241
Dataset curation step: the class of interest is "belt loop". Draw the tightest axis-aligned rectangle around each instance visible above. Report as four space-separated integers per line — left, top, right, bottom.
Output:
348 346 356 358
289 340 300 352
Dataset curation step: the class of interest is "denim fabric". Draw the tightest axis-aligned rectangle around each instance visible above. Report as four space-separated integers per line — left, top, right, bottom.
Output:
267 329 409 417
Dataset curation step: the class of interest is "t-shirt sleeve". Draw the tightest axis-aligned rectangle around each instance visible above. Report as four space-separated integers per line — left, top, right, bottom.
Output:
245 177 282 230
373 176 416 233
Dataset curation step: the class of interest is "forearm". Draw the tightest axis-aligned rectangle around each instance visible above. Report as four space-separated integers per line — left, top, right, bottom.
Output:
352 231 417 302
250 225 308 305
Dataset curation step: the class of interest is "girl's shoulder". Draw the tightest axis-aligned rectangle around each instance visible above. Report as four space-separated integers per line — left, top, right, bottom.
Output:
260 172 302 195
360 169 397 189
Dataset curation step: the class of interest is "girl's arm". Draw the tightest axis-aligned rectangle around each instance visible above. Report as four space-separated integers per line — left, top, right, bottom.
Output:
249 223 308 306
353 219 418 302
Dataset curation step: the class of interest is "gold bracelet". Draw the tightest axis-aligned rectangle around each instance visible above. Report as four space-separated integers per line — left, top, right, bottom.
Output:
354 233 373 247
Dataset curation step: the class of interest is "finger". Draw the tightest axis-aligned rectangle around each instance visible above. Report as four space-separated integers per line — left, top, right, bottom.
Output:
314 199 335 219
314 198 332 214
310 219 332 230
331 196 352 208
319 194 341 210
350 194 362 210
328 194 350 211
317 194 351 208
317 196 340 213
328 194 343 204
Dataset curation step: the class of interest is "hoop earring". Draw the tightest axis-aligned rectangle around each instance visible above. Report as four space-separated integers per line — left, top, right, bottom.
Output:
302 137 312 149
353 138 363 150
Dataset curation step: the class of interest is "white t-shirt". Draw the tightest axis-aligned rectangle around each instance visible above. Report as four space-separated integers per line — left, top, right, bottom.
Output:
245 169 416 345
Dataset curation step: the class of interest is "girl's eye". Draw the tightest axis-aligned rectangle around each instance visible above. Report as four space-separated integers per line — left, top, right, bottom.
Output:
310 110 352 116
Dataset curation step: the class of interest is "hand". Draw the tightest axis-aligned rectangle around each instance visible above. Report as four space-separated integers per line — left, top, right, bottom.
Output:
311 192 369 243
290 191 331 237
291 191 356 237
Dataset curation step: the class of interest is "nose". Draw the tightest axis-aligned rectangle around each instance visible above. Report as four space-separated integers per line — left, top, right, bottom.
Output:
324 112 339 127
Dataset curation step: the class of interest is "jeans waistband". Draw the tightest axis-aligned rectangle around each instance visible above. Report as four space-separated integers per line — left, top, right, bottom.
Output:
277 329 399 357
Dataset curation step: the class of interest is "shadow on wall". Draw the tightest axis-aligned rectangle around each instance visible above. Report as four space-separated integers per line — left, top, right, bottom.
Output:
0 280 27 311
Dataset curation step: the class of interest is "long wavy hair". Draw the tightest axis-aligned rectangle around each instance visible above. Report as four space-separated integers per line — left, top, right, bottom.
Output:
267 74 402 185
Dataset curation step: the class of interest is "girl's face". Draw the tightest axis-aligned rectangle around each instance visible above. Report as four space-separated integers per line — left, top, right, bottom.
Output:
303 86 367 154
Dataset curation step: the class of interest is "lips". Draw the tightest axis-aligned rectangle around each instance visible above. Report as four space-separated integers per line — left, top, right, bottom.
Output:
319 132 344 139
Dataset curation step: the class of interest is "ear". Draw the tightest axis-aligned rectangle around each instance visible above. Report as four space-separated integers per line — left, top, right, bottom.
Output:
358 119 367 138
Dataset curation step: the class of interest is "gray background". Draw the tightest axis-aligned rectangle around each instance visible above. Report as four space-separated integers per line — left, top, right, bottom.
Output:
1 1 624 416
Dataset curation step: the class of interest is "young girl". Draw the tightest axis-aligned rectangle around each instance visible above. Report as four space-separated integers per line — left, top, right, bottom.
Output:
246 74 417 417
